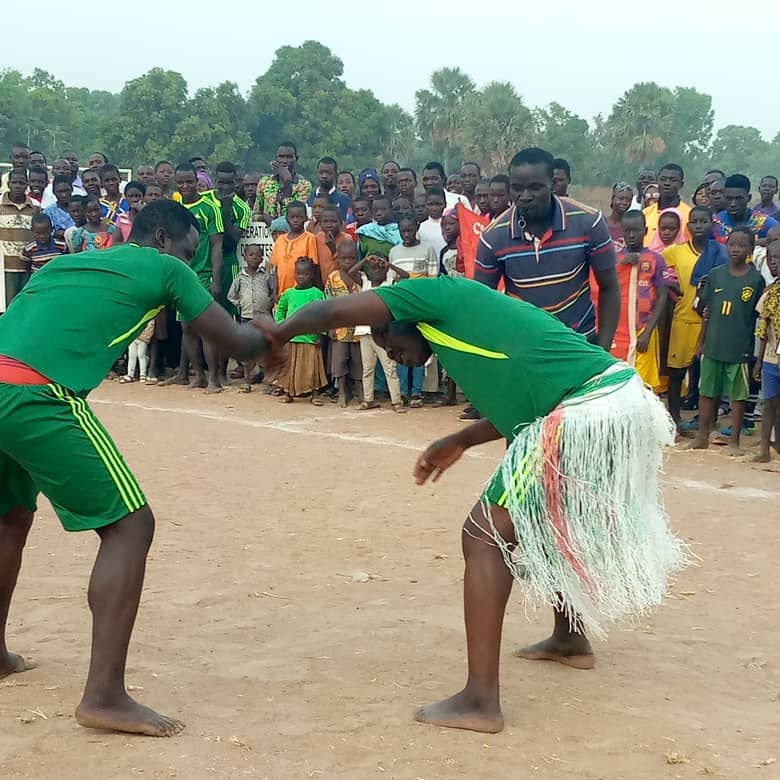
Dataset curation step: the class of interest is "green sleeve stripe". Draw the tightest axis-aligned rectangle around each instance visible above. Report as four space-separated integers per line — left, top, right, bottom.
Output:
107 306 164 348
49 385 145 513
416 323 509 360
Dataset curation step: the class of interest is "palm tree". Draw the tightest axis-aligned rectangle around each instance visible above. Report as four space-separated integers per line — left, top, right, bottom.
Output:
415 67 475 170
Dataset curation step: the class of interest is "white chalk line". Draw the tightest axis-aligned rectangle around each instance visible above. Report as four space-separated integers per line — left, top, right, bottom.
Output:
91 397 779 500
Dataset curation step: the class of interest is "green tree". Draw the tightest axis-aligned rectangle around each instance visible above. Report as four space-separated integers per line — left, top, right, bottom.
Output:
414 67 475 172
104 68 188 166
708 125 771 183
459 82 536 174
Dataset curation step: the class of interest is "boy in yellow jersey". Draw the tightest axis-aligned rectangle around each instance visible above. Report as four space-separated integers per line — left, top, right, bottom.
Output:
0 200 273 736
662 206 723 432
162 164 225 392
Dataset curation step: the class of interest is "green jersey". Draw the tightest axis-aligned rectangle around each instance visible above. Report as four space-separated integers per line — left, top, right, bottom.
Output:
183 195 224 279
701 263 765 363
0 244 213 395
275 285 326 344
373 276 617 439
222 195 252 263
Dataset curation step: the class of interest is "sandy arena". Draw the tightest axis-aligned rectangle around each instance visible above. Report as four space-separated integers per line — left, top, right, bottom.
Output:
1 381 778 780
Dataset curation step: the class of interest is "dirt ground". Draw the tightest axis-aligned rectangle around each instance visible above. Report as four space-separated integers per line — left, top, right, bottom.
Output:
1 380 778 780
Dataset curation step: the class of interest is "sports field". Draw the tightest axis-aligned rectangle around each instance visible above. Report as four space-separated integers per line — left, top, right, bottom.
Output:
1 382 778 780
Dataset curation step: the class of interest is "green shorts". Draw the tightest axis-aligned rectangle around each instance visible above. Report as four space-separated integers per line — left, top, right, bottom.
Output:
699 357 749 401
0 382 146 531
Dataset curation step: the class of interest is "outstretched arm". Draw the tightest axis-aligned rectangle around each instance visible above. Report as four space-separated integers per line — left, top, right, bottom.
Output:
275 291 394 343
190 302 268 361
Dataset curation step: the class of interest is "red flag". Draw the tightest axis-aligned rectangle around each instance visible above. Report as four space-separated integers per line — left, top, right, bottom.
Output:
457 204 489 279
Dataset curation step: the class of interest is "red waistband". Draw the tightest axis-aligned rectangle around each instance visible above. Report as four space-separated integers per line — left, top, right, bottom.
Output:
0 356 51 385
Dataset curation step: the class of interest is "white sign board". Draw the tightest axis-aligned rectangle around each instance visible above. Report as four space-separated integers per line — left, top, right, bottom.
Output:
237 221 275 270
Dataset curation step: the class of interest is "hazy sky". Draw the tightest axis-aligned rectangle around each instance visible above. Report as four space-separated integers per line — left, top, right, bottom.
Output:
4 1 776 139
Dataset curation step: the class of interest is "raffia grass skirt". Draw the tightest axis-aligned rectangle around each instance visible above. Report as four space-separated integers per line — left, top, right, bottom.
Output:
280 342 328 397
476 363 690 639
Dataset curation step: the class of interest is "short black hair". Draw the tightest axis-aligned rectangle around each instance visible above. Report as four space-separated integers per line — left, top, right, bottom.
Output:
294 256 316 273
7 167 27 181
705 169 725 179
658 163 684 180
728 226 756 248
724 174 751 192
761 175 779 186
339 170 355 184
188 156 206 165
68 194 86 205
155 160 173 171
124 180 146 196
29 150 46 163
99 164 120 179
128 199 200 243
85 195 101 207
215 161 237 175
286 199 307 214
509 147 555 177
690 205 713 219
461 161 481 174
312 192 332 204
278 141 298 157
175 163 197 175
31 212 52 228
553 158 571 180
622 209 646 225
372 196 391 208
91 151 109 164
351 196 370 207
425 186 446 202
423 162 446 180
321 204 341 218
52 174 72 188
398 212 417 227
399 167 417 182
317 156 338 170
490 174 510 190
381 160 401 170
28 165 48 179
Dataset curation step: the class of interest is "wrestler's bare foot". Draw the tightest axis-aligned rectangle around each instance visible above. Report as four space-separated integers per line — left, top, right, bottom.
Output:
513 635 595 669
0 651 37 680
75 694 184 737
750 452 771 463
205 382 223 394
414 689 503 733
192 374 208 389
727 444 743 457
159 373 189 387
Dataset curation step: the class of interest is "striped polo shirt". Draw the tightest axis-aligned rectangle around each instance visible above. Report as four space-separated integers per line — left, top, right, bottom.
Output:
475 196 616 336
0 194 39 273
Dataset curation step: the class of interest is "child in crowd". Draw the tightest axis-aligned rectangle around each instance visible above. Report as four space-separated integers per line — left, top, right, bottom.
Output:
346 196 372 240
446 173 463 194
392 198 412 221
389 214 439 407
355 254 409 413
306 193 331 235
270 216 290 242
22 214 67 273
649 208 686 253
315 205 353 286
753 240 780 462
617 210 671 393
115 181 146 241
144 182 163 203
274 257 328 405
325 240 364 407
663 206 719 432
227 244 277 392
356 197 401 260
63 195 87 252
474 179 491 216
269 201 319 295
692 228 766 454
120 320 155 384
439 207 463 277
71 196 120 252
418 187 447 255
43 174 75 239
413 193 428 227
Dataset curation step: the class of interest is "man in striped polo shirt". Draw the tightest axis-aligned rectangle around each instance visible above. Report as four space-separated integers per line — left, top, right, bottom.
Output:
475 147 620 350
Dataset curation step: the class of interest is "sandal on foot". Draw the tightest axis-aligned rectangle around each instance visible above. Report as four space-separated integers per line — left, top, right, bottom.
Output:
238 384 252 393
392 403 407 414
409 396 424 409
119 376 134 384
358 401 380 411
311 396 324 407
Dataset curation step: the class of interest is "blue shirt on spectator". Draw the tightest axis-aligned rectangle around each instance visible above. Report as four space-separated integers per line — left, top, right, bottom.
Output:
43 204 75 233
307 187 351 221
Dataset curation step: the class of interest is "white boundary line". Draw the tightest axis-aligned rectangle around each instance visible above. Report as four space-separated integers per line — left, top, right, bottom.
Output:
91 397 779 500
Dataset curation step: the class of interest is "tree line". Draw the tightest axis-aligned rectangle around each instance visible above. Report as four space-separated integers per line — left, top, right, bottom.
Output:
2 40 777 191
